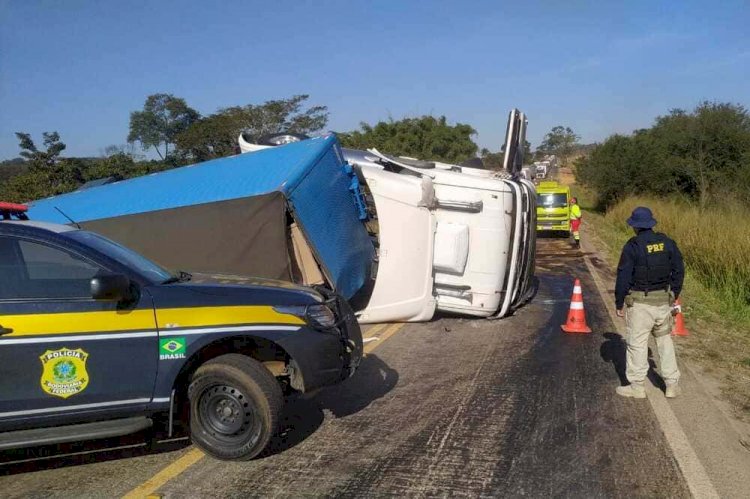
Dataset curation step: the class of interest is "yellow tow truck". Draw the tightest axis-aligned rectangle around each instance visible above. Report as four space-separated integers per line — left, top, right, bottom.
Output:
536 181 571 235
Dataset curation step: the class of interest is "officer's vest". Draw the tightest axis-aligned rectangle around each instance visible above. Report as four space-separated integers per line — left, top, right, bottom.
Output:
632 232 672 292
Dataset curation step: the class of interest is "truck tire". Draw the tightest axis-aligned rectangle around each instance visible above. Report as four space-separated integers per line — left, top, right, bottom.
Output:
385 154 435 169
257 133 308 146
188 354 283 460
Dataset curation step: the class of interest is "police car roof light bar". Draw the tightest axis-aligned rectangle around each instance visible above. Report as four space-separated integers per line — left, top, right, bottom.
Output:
0 202 29 220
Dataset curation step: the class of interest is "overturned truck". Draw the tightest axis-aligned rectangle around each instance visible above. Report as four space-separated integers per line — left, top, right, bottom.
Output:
238 109 537 322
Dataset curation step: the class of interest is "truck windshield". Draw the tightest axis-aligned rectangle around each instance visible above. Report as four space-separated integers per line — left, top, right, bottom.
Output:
64 230 172 283
537 193 568 208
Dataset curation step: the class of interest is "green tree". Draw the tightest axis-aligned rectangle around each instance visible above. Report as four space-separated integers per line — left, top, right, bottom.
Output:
128 94 200 160
101 143 143 160
0 158 28 187
575 101 750 208
5 132 84 200
339 115 478 163
575 132 671 208
651 102 750 207
175 95 328 162
480 148 504 169
15 131 66 168
480 140 531 170
1 131 182 203
523 140 532 162
539 126 580 166
82 153 133 182
244 94 328 137
0 170 52 203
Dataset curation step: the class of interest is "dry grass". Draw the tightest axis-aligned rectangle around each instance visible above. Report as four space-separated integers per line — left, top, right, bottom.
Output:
556 167 576 186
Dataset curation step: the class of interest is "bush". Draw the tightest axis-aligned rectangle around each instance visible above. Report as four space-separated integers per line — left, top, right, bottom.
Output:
577 102 750 209
339 115 478 164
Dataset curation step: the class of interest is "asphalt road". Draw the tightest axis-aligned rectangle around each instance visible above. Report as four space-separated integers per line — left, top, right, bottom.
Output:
0 238 691 498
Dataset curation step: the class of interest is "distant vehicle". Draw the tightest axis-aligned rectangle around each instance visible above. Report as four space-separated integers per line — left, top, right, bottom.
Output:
535 163 548 179
0 203 362 461
535 181 570 235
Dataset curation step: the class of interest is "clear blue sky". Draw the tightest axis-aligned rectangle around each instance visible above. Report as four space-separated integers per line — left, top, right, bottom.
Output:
1 0 748 160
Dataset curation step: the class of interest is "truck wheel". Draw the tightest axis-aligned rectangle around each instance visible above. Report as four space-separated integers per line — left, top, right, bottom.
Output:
257 132 308 146
188 354 283 460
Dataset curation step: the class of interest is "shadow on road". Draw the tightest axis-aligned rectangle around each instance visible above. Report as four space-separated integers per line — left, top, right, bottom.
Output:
262 353 398 457
600 332 628 385
647 349 667 392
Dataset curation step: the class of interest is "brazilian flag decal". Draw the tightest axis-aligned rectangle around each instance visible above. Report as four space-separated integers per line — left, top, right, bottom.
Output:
159 337 187 360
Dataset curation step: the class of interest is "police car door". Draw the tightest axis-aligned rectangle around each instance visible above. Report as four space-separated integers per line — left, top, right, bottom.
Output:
0 235 158 428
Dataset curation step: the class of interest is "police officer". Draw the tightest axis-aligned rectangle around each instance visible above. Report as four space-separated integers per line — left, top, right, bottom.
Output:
569 197 582 248
615 207 685 399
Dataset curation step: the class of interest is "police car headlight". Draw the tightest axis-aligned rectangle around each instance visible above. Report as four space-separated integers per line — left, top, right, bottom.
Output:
305 304 337 329
274 304 337 329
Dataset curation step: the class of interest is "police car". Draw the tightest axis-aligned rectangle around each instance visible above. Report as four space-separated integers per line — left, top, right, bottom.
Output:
0 202 362 460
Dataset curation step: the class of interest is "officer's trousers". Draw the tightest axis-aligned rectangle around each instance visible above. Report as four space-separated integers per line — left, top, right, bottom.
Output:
625 301 680 386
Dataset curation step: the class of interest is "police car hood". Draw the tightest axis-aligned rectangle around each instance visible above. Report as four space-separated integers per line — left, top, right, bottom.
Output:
173 272 324 303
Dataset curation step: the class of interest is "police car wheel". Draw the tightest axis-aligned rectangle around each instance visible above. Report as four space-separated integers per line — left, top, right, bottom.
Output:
188 354 283 461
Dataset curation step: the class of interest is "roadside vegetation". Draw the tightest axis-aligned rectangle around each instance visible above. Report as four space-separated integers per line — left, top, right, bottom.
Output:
572 101 750 418
576 101 750 209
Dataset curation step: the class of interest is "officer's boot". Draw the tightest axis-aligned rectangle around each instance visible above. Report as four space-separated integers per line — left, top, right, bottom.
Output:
616 383 646 399
665 382 681 398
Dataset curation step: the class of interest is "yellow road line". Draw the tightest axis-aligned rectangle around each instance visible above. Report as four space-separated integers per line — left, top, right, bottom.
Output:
122 448 205 499
362 322 388 339
364 323 405 355
122 322 407 498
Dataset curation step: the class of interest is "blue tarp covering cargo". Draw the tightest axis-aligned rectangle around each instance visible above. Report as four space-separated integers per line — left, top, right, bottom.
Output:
28 135 374 299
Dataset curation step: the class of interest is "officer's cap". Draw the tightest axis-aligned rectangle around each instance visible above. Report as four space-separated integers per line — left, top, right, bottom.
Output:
626 206 657 229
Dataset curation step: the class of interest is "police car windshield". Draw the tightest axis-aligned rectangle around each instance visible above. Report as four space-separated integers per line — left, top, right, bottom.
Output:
537 193 568 208
64 230 172 283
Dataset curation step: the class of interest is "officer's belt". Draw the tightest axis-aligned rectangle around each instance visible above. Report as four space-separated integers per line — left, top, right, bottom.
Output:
627 289 671 305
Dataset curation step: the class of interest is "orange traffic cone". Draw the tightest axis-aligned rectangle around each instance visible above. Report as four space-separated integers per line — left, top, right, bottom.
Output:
671 298 689 336
561 278 592 334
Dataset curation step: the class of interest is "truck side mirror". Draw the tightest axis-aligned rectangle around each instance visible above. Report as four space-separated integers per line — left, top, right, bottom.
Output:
91 274 133 301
